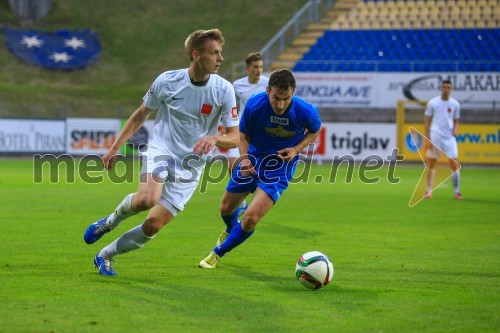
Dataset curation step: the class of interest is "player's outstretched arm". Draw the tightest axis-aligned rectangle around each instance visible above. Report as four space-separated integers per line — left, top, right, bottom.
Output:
193 125 239 156
424 115 433 149
216 125 239 149
238 132 255 176
102 103 154 169
278 130 320 162
452 119 459 137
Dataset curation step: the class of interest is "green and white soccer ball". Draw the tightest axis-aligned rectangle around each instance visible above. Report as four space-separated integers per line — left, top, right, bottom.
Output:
295 251 334 290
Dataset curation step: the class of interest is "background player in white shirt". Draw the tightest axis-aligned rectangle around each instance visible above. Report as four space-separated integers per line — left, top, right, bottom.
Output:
230 52 269 169
83 29 240 276
229 52 269 215
424 80 462 199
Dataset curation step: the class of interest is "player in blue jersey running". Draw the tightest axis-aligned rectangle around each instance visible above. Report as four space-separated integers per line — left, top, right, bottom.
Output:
199 69 322 268
230 52 269 218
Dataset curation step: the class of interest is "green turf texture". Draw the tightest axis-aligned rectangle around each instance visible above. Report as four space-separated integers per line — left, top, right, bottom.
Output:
0 159 499 332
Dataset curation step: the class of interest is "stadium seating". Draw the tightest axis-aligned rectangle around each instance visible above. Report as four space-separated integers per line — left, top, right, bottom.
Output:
295 28 499 72
289 0 500 72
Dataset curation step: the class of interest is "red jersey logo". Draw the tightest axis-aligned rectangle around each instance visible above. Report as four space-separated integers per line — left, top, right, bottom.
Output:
231 106 238 119
200 104 213 115
447 107 451 113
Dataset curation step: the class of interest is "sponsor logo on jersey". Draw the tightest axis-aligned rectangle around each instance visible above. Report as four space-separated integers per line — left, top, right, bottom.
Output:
200 104 213 115
231 107 238 119
448 107 451 113
270 116 289 125
265 125 295 138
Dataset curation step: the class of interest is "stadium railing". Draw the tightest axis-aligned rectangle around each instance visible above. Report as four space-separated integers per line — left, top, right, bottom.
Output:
231 0 335 79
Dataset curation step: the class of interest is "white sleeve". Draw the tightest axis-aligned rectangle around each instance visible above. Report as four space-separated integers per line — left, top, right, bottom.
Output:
220 83 239 128
143 75 162 110
424 100 434 117
454 101 460 120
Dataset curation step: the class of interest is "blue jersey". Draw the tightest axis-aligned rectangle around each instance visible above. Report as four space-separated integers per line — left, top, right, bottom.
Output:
228 92 321 202
240 92 322 158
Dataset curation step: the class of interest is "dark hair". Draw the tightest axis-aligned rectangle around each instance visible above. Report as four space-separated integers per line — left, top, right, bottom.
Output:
442 79 452 86
245 52 263 66
185 29 224 61
268 69 296 91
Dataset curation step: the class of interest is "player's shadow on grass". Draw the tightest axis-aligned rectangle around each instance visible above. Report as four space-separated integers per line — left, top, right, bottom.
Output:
453 197 498 204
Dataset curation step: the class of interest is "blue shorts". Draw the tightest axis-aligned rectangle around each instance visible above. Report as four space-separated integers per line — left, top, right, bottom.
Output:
226 156 297 203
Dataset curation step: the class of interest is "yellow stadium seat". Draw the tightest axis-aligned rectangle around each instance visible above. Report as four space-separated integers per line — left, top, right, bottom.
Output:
481 6 492 19
475 20 486 28
456 0 467 9
493 6 500 18
398 6 409 18
463 20 475 28
471 7 482 20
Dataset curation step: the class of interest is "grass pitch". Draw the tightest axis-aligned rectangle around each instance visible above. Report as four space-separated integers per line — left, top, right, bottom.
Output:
0 158 499 332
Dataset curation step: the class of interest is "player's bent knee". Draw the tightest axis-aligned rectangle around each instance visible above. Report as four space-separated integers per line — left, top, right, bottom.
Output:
134 194 159 211
220 201 237 215
142 217 167 236
241 212 260 230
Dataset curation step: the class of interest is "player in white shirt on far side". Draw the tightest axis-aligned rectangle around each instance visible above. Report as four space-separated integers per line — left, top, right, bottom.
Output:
229 52 269 216
83 29 240 276
424 79 463 200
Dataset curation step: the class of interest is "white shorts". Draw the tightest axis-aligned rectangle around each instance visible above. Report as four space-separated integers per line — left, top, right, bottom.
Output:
426 133 458 159
227 147 240 159
140 147 204 216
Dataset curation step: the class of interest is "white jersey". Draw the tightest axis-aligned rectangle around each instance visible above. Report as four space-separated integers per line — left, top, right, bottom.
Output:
425 96 460 138
143 69 238 168
233 75 269 114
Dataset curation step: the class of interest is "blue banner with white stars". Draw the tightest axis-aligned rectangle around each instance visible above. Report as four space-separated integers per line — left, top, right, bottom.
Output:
2 28 101 70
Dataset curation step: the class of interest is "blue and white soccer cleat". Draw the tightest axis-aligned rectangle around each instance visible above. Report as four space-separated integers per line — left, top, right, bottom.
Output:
84 217 111 244
239 200 248 212
237 200 248 219
94 254 116 276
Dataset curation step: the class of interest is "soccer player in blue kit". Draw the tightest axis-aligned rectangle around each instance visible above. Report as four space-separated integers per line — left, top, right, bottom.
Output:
199 69 322 268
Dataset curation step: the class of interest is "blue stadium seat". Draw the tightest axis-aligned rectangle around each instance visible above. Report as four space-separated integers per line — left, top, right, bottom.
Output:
297 28 499 72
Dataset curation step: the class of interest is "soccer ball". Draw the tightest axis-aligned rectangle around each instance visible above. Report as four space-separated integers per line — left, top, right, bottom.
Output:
295 251 334 290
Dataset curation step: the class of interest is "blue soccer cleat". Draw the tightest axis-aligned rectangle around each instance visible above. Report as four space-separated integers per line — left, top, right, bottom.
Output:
94 254 117 276
84 217 111 244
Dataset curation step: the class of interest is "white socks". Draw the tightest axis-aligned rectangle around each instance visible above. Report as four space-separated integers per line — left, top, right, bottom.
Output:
98 225 154 258
107 193 139 229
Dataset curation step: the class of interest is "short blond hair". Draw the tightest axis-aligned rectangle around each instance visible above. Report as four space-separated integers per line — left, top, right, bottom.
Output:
185 29 225 61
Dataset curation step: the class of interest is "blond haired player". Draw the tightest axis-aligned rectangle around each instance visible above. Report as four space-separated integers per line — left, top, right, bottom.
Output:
84 29 240 275
424 80 462 200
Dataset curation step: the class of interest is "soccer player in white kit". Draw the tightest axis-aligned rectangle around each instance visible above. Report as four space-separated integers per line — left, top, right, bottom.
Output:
424 80 463 199
83 29 240 275
229 52 269 216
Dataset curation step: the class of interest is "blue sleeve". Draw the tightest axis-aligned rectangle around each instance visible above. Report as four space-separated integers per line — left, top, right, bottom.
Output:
307 105 322 133
240 99 256 134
